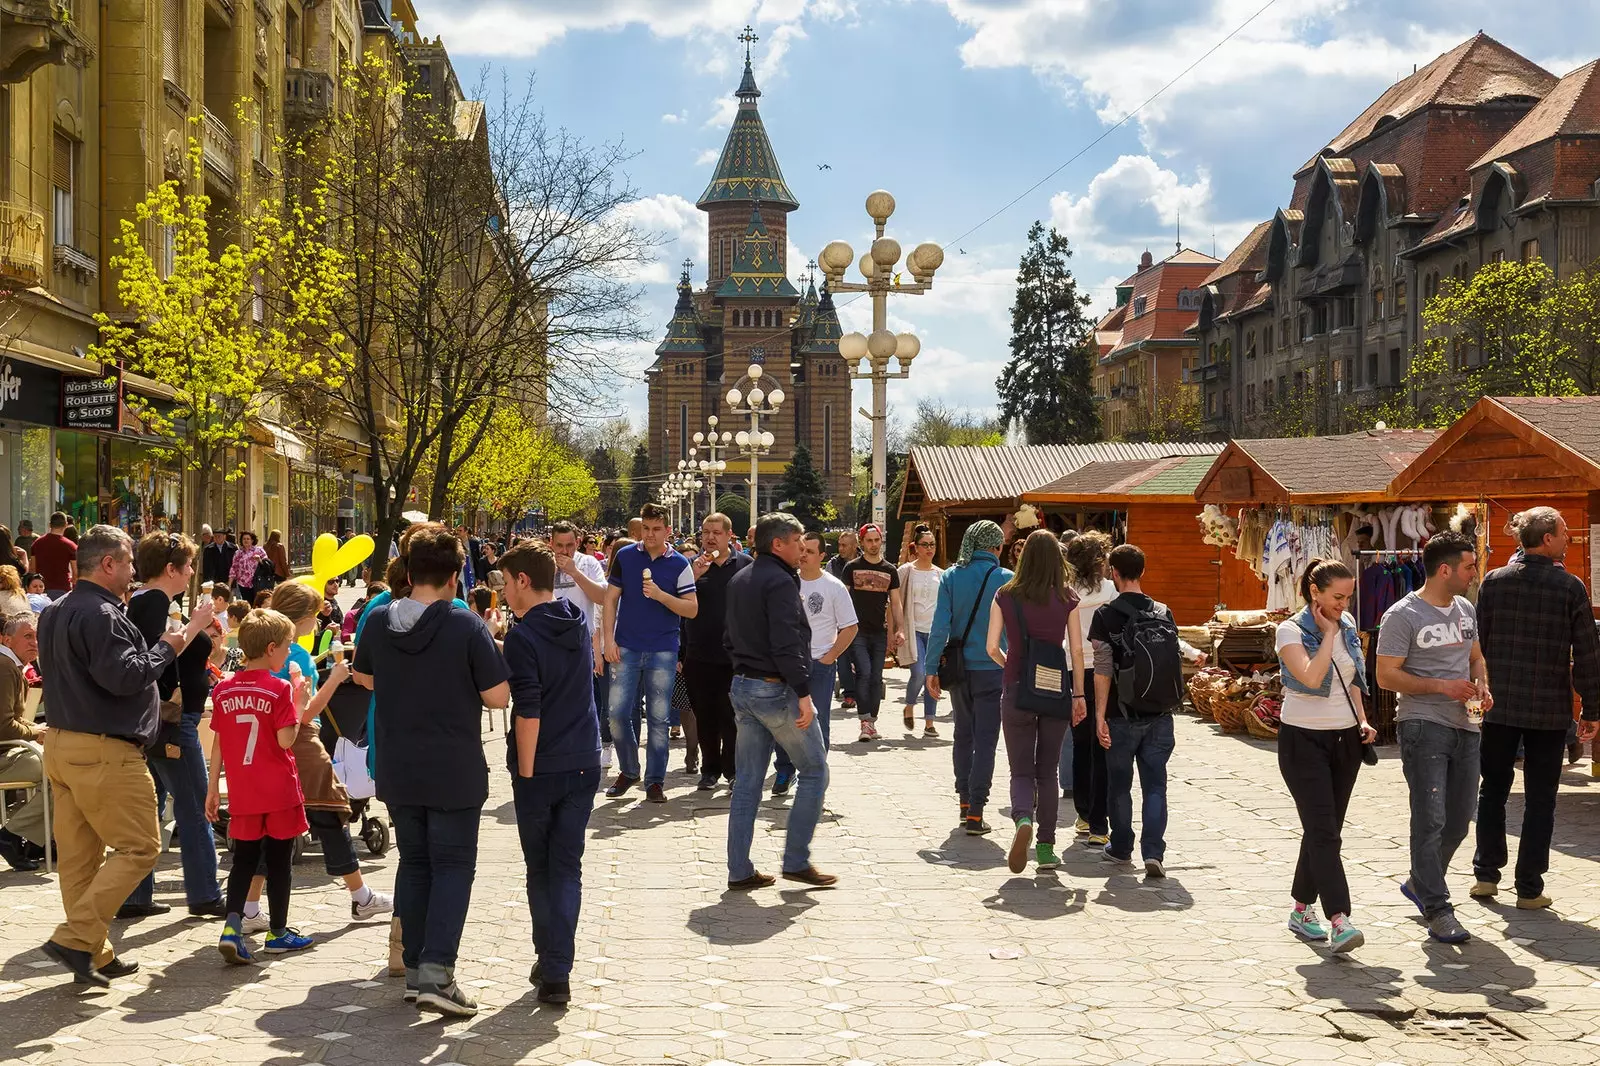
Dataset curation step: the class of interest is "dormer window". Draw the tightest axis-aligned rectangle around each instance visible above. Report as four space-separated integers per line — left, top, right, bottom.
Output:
1133 295 1147 317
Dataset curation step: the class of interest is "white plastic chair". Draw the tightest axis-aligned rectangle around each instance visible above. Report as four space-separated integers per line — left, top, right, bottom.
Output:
0 738 50 871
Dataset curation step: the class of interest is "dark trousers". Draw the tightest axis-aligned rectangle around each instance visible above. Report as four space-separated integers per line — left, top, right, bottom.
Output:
513 769 599 983
1105 713 1174 862
1474 721 1567 899
227 836 292 932
1071 715 1108 834
951 669 1003 815
1000 706 1071 844
391 804 480 974
1277 723 1363 917
595 670 612 746
848 630 889 721
683 659 737 779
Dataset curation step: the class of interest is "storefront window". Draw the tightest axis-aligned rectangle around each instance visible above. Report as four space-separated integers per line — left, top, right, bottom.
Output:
262 457 281 541
109 439 181 535
55 430 100 529
14 427 51 534
289 464 341 567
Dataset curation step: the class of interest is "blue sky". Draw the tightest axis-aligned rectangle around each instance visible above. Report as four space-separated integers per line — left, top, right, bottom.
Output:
417 0 1599 433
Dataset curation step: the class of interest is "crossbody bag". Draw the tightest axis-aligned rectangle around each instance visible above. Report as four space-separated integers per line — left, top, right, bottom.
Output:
1001 592 1072 719
1332 653 1380 766
937 565 998 691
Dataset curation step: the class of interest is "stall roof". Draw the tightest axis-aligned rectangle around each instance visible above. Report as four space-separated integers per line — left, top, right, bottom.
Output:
1388 395 1600 499
1195 429 1440 505
1024 454 1220 504
900 442 1225 515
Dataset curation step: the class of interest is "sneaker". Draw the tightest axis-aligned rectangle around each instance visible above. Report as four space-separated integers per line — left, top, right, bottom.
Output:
1007 818 1034 874
866 720 881 740
403 980 418 1002
923 724 938 738
1516 894 1553 910
600 743 615 771
1101 845 1134 866
1329 918 1365 954
1399 878 1425 915
683 761 699 776
959 801 970 825
1427 912 1471 943
964 816 992 836
840 696 856 712
218 927 255 965
264 929 314 953
1469 880 1499 899
1074 817 1090 835
697 773 719 791
604 773 639 798
771 768 794 796
1287 906 1328 942
669 726 682 740
1085 834 1109 847
858 721 873 743
1144 858 1166 879
352 891 394 921
1034 843 1059 870
415 980 478 1017
242 912 271 935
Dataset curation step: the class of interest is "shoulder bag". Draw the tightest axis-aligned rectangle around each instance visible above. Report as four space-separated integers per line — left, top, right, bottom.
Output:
1002 592 1072 718
937 565 997 691
1332 654 1379 766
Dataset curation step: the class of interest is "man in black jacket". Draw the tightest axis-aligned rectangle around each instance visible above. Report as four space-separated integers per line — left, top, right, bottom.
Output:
723 513 836 891
202 528 236 586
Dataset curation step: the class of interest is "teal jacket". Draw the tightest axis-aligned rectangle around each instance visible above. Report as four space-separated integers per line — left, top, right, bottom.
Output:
921 551 1012 675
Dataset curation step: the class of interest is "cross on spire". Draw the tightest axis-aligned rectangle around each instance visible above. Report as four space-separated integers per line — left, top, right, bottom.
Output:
739 24 759 61
680 257 694 282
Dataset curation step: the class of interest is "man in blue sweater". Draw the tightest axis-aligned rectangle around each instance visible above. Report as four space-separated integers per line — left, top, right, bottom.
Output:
500 542 601 1007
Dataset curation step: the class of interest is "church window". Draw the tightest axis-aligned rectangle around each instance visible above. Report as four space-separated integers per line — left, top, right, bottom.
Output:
679 405 688 459
823 405 832 471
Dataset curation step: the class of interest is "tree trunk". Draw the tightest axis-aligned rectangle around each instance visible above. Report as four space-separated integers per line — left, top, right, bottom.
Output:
428 418 455 521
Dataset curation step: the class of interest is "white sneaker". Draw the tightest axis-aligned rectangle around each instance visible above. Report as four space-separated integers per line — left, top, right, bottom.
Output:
242 912 270 934
352 890 394 920
601 743 615 771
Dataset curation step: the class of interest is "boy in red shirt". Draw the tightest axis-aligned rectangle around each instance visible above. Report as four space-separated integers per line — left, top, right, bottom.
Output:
205 609 314 963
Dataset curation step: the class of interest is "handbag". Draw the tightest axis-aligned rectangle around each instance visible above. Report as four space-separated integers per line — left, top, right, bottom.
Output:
1332 653 1379 766
1002 592 1072 719
938 565 998 690
326 694 377 799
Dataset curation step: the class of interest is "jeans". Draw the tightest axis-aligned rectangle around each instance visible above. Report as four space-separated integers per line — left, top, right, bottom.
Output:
1072 716 1108 833
1000 706 1071 844
684 659 737 779
513 768 599 983
847 630 889 721
607 647 676 785
776 660 837 775
727 677 829 880
1475 721 1566 899
594 670 611 746
951 669 1003 816
1105 713 1174 862
1278 723 1363 917
837 640 857 701
390 804 480 978
127 714 222 909
1397 718 1480 917
903 632 936 719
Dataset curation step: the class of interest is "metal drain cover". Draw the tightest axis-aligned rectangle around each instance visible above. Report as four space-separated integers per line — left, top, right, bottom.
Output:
1329 1009 1526 1043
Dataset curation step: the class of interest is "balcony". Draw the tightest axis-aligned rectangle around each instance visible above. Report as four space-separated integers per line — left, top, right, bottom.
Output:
201 107 238 191
0 201 44 288
285 68 334 125
1109 383 1140 400
0 0 92 84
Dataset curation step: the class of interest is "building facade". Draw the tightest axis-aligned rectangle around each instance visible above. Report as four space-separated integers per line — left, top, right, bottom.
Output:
1195 33 1600 438
646 52 851 517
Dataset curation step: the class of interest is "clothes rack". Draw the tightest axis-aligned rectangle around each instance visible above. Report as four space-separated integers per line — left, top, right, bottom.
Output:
1353 548 1424 635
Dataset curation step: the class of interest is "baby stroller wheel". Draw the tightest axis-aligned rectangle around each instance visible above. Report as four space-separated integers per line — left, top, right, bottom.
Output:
362 818 390 857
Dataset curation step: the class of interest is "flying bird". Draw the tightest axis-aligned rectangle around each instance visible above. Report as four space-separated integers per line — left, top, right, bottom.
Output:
958 248 968 255
817 163 832 170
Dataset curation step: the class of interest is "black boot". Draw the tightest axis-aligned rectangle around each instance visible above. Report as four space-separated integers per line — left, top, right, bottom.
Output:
0 828 38 871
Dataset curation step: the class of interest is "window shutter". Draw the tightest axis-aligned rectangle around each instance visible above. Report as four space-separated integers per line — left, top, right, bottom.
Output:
52 132 71 193
162 0 178 82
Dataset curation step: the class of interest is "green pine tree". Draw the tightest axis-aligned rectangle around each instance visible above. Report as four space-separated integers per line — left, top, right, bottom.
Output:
591 447 626 526
995 221 1100 443
626 442 652 516
715 492 750 537
776 443 829 531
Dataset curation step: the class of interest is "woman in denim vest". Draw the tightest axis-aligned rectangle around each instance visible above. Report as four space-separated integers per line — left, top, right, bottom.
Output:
1274 558 1379 953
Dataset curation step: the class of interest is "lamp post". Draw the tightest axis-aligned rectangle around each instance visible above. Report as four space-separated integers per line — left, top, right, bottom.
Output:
818 190 943 527
725 362 784 521
692 415 731 520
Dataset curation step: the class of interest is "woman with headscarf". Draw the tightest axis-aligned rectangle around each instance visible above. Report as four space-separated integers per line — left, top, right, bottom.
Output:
922 521 1013 836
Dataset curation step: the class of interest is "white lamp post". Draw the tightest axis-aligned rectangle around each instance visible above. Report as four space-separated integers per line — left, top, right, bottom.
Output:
725 362 784 522
693 415 731 520
818 190 942 527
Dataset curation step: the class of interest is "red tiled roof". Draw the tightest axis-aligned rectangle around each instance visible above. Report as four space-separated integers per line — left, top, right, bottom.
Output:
1411 195 1475 252
1474 60 1600 169
1104 249 1218 361
1202 221 1273 286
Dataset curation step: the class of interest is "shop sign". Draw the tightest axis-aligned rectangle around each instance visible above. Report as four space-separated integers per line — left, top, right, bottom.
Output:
62 367 122 431
0 358 64 427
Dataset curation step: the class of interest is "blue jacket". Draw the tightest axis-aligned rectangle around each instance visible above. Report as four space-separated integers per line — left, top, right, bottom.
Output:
1281 604 1369 698
504 598 600 775
922 551 1012 675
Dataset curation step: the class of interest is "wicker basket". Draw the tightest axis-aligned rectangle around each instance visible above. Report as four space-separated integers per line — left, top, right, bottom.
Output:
1244 703 1280 740
1211 695 1256 733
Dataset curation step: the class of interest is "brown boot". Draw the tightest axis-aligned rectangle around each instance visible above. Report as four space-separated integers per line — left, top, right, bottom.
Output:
388 916 404 976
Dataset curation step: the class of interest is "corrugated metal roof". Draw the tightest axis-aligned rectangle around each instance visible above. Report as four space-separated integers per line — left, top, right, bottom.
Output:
903 442 1225 512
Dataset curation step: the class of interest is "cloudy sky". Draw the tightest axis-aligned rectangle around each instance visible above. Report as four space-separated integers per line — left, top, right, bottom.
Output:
417 0 1597 433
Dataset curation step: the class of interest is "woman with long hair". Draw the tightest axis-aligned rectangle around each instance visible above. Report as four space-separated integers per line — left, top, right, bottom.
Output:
1275 557 1375 953
986 529 1085 872
895 524 945 736
264 530 290 590
230 531 267 604
1064 531 1116 844
0 563 29 618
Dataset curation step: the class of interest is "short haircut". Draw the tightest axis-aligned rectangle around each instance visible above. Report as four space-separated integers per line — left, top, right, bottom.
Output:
134 531 197 582
239 530 257 547
470 586 494 611
17 520 31 532
253 589 273 608
802 531 823 548
1513 506 1563 550
238 608 294 660
48 511 66 529
702 512 732 533
499 542 556 593
365 581 388 598
837 529 857 542
1107 543 1146 581
268 581 322 623
226 601 251 623
77 524 133 575
639 502 668 524
3 613 35 638
212 585 232 603
406 524 465 587
550 520 577 539
755 512 805 554
1423 530 1475 575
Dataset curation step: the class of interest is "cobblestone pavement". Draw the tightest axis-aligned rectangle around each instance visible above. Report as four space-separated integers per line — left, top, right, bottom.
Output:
7 664 1600 1065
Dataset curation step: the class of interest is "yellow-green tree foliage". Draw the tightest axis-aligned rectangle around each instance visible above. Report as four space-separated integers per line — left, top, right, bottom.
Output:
90 135 350 525
436 405 597 524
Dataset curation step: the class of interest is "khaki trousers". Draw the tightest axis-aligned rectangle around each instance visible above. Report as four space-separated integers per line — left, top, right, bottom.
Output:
44 730 160 966
0 744 45 844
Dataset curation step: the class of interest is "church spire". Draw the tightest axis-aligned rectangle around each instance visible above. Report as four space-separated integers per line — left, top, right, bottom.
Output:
801 282 843 356
697 27 798 211
717 203 800 299
656 262 709 356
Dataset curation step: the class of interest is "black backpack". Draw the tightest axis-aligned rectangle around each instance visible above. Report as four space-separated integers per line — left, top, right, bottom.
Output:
1109 597 1183 716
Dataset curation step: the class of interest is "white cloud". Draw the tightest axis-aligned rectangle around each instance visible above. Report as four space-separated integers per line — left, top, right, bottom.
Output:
608 193 709 284
695 148 721 165
661 110 688 124
1050 154 1212 259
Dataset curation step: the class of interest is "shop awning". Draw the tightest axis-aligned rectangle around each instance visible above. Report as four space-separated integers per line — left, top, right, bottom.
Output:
253 419 308 462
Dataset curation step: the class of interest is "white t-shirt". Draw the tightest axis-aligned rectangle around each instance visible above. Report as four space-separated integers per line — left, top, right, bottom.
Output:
1275 620 1359 730
905 565 942 633
800 572 859 662
1069 579 1117 662
553 551 607 632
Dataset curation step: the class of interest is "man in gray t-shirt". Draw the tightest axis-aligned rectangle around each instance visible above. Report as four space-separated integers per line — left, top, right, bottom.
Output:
1374 532 1489 943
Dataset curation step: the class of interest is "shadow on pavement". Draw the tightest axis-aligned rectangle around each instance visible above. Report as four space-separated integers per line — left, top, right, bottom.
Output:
686 889 820 946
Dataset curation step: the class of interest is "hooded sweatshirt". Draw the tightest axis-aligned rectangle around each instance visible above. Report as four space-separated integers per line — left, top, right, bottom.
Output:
353 598 509 809
503 597 600 777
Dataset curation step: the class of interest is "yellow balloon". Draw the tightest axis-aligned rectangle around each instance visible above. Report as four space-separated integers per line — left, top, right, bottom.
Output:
295 533 375 589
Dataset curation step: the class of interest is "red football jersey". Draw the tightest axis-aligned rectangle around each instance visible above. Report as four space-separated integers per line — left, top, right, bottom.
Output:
210 669 304 816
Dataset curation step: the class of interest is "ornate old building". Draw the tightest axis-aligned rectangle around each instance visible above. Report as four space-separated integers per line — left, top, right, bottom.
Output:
1192 33 1600 437
645 48 852 517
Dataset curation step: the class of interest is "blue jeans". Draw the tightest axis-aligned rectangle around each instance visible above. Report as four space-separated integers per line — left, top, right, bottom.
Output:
727 677 830 880
848 630 889 721
126 713 221 909
1105 713 1174 862
951 669 1003 815
776 660 837 775
1398 718 1480 917
391 804 480 978
513 768 599 983
837 641 857 700
607 648 676 785
903 632 936 720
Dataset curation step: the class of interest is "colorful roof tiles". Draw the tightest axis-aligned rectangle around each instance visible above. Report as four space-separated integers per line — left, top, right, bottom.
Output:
716 205 801 299
697 59 800 211
655 267 709 356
